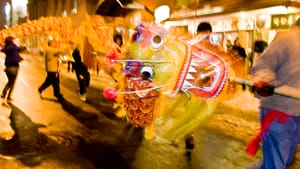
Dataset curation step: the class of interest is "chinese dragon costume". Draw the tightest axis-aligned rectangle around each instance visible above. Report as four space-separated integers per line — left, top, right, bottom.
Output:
0 15 245 140
103 23 245 139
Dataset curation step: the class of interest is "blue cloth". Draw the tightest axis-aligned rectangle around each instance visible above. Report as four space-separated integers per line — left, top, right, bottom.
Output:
260 107 300 169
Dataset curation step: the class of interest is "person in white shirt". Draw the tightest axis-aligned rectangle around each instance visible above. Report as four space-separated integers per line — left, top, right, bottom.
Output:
38 40 64 101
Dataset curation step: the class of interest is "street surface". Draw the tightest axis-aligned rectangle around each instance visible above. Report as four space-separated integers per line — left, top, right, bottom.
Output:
0 53 299 169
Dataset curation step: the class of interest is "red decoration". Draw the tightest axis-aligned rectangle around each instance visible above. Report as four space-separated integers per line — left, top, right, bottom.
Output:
103 87 117 100
104 52 117 67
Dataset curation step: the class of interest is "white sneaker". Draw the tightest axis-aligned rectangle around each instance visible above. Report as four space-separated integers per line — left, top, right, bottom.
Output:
79 93 87 101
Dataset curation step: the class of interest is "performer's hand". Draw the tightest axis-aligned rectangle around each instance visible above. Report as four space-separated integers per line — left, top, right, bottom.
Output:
252 81 274 97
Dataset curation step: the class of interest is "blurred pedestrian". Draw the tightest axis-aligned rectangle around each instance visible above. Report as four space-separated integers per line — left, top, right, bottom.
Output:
232 37 247 60
232 37 247 90
184 134 195 157
249 40 268 68
38 40 64 101
246 18 300 169
196 22 212 33
72 47 90 101
226 39 233 52
1 36 24 104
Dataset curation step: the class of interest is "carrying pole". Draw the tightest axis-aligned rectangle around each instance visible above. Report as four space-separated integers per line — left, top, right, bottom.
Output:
232 77 300 100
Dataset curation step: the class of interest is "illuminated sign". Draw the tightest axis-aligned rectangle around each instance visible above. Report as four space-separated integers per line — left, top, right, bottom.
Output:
271 13 300 29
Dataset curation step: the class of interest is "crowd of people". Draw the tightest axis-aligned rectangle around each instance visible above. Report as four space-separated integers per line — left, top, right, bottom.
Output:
0 37 91 104
0 31 126 105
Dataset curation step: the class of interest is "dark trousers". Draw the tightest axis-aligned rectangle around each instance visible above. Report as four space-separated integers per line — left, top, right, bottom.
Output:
39 72 63 99
76 74 87 95
1 66 19 99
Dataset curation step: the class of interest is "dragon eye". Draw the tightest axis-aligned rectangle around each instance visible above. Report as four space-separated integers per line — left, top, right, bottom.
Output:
140 66 154 79
151 34 164 49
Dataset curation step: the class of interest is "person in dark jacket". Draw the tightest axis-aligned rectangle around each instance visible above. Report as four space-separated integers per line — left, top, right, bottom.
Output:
72 47 90 101
1 36 24 104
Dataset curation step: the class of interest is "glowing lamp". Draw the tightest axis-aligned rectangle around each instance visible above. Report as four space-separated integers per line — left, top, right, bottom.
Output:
154 5 170 23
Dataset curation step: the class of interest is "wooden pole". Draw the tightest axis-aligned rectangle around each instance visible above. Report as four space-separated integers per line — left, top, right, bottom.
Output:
233 77 300 100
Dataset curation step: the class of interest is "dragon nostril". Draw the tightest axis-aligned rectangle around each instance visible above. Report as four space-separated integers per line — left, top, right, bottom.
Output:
153 35 161 43
151 35 163 49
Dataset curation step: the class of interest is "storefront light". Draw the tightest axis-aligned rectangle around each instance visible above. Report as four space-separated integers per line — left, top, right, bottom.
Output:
238 12 247 18
126 2 145 10
4 2 11 16
256 14 268 28
62 10 67 17
12 0 28 17
71 8 77 14
270 6 289 14
4 2 11 26
170 6 223 19
154 5 170 24
257 14 267 21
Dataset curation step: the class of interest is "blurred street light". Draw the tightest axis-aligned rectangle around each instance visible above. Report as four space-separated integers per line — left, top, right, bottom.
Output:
154 5 170 24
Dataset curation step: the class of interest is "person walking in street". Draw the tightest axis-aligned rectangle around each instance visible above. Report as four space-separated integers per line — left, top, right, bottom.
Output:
38 40 64 101
71 47 90 101
1 36 24 104
232 37 247 61
245 18 300 169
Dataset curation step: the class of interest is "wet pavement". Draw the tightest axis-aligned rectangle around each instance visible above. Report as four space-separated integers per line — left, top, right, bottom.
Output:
0 53 299 169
